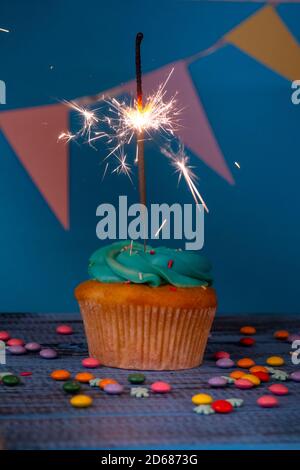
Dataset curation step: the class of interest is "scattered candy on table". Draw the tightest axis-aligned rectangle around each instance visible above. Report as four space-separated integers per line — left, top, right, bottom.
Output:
130 387 149 398
192 393 213 405
268 384 289 396
266 356 285 367
213 351 230 360
235 378 254 390
75 372 95 383
230 370 245 380
290 371 300 382
104 383 124 395
216 358 235 368
99 378 118 389
56 325 73 335
208 376 227 388
237 358 255 369
39 348 58 359
257 395 279 408
239 337 256 347
8 345 27 355
211 400 233 414
249 365 268 374
268 369 289 381
241 374 261 386
151 381 171 393
240 326 256 335
50 369 71 381
128 373 145 384
252 371 270 382
70 394 93 408
2 374 21 386
193 405 215 415
89 378 101 387
0 331 10 342
226 398 244 408
20 372 32 377
25 342 41 352
274 330 289 340
0 372 13 381
63 381 81 394
7 338 25 347
82 357 101 368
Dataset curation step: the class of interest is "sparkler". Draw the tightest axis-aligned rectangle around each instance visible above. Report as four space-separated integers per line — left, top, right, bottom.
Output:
161 143 209 213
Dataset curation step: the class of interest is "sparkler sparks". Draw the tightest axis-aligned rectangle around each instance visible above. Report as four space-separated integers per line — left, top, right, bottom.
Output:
0 28 9 33
161 143 209 213
111 149 133 183
58 131 76 143
62 100 100 143
234 161 241 169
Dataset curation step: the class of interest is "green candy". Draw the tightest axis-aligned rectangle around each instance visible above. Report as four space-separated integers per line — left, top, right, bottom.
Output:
2 374 20 386
128 373 145 384
63 381 81 394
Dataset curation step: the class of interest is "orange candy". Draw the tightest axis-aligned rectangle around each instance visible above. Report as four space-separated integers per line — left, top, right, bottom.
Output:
274 330 289 340
75 372 95 383
249 365 268 374
240 326 256 335
99 378 118 390
50 369 71 381
237 358 255 369
230 370 245 380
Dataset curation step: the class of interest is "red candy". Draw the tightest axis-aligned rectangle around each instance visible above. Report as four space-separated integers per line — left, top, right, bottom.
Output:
20 372 32 377
0 331 10 342
257 395 279 408
239 337 255 347
211 400 233 414
82 357 101 368
253 371 270 382
213 351 230 360
7 338 25 347
268 384 289 396
151 381 171 393
56 325 73 335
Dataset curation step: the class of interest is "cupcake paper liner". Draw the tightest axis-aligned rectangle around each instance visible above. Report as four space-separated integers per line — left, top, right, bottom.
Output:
79 300 216 370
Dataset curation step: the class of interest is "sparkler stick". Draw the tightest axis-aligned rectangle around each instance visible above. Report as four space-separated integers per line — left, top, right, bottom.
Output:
135 32 147 247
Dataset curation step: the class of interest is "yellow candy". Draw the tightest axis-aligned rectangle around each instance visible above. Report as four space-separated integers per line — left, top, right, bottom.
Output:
266 356 285 367
242 374 261 386
191 393 213 405
70 394 93 408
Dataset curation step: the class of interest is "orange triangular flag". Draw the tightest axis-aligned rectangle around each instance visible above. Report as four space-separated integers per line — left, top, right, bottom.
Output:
225 5 300 81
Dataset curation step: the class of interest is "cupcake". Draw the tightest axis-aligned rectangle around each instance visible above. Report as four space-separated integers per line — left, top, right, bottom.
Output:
75 241 217 370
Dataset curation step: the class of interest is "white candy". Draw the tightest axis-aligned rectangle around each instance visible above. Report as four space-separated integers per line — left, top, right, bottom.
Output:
193 405 215 415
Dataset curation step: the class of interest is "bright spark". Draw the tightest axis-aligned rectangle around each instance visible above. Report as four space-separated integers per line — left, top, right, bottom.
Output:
234 161 241 169
62 100 99 142
161 143 209 213
111 149 133 183
0 28 9 33
155 218 167 238
58 131 76 143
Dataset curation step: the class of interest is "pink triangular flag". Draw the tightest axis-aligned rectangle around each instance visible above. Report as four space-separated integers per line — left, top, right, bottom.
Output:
0 104 70 228
92 61 233 183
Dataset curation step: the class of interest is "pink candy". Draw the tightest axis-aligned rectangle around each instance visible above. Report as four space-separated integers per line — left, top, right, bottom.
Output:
0 331 10 342
56 325 73 335
151 381 171 393
7 338 25 347
82 357 101 368
234 378 254 390
257 395 279 408
268 384 289 396
213 351 230 360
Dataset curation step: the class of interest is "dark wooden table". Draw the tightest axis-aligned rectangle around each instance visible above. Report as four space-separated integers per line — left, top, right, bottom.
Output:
0 313 299 449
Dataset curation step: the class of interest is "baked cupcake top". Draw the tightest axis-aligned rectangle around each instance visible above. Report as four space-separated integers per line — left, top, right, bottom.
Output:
88 241 213 288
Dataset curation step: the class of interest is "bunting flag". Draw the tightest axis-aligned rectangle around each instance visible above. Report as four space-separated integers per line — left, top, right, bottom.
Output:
94 60 234 184
225 5 300 81
1 4 299 228
0 104 70 229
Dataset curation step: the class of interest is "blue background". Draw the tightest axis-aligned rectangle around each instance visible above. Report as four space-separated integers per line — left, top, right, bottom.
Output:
0 0 299 314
